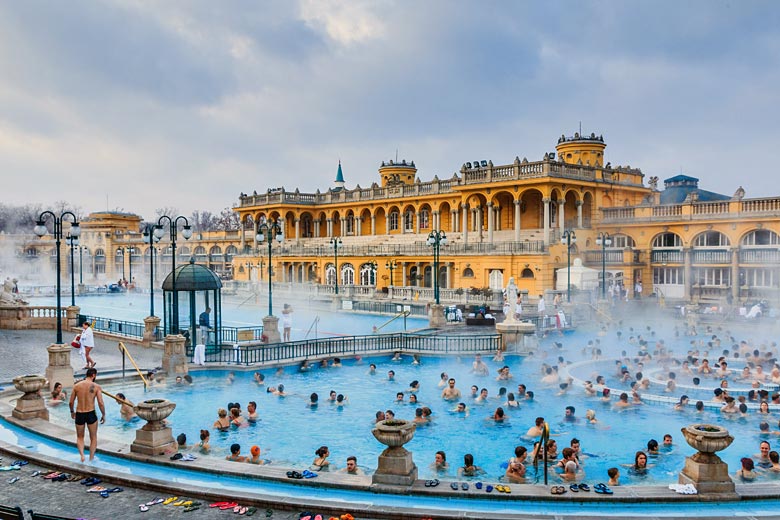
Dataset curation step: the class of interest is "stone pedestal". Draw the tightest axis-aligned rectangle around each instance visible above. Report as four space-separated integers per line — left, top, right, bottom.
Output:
428 303 446 328
130 399 176 456
496 321 537 354
262 315 281 344
12 375 49 421
65 306 81 330
143 316 161 347
679 423 736 495
161 335 188 376
331 296 343 312
77 284 86 296
45 343 74 391
371 420 417 487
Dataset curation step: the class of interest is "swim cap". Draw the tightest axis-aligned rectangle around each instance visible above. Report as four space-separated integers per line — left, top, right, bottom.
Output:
250 445 260 456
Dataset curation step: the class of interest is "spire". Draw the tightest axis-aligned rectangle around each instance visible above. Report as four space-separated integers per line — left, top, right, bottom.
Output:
334 160 345 191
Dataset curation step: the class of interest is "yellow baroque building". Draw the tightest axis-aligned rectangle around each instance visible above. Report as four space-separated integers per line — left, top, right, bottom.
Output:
233 132 780 305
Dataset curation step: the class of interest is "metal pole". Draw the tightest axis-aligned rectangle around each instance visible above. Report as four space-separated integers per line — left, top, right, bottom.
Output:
567 236 571 303
121 249 126 280
267 238 273 316
334 242 339 295
79 246 83 285
601 239 607 300
69 239 75 306
150 242 155 316
171 235 178 333
129 248 133 287
55 222 62 344
434 241 440 304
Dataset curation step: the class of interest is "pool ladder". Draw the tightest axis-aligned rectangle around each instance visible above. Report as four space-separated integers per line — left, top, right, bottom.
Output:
117 341 149 390
374 310 410 332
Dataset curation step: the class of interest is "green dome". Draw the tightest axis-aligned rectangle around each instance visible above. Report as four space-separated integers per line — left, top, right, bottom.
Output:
162 258 222 291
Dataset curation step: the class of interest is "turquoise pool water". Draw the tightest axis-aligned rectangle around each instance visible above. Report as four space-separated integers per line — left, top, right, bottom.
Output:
47 323 780 486
28 293 428 338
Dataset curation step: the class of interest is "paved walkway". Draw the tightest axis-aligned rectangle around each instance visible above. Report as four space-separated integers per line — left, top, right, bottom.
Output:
0 329 164 385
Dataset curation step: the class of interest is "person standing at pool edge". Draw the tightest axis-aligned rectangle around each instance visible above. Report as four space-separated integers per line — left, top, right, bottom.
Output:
199 307 211 344
79 320 95 369
282 304 293 342
69 368 105 462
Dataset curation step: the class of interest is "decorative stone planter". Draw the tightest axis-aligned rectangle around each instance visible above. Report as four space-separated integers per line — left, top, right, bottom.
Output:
371 420 418 487
130 399 176 456
12 375 49 420
679 423 736 495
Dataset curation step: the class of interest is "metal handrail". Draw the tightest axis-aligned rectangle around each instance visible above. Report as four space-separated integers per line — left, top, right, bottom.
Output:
305 316 320 339
374 310 410 332
117 341 149 390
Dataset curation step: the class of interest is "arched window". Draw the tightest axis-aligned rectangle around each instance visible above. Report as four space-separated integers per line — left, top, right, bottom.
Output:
742 229 780 246
225 245 238 260
652 233 682 248
209 245 223 255
359 263 376 286
403 210 415 232
419 209 430 229
693 231 730 247
194 246 206 256
611 234 636 248
462 267 474 278
389 211 399 231
341 263 355 285
325 263 336 285
521 268 535 279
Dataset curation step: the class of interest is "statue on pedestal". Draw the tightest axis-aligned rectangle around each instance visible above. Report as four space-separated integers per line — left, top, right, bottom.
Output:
1 278 27 305
504 277 518 323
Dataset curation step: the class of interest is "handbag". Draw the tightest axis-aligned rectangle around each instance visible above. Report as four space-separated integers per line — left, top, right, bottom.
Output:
71 334 81 348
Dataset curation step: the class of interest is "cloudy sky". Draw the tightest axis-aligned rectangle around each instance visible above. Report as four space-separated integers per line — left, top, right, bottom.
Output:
2 0 779 220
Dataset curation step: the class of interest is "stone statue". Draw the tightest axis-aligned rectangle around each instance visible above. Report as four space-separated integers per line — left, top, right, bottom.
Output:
733 186 745 200
0 277 27 305
504 277 519 323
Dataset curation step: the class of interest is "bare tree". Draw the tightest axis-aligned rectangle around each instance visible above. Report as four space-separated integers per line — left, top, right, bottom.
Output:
216 207 240 231
155 207 180 220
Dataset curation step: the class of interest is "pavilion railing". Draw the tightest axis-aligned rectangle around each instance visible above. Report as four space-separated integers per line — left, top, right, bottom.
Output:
197 332 502 366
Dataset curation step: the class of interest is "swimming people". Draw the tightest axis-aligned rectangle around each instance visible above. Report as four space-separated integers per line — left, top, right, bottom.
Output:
213 408 230 431
441 378 461 401
247 445 263 464
432 450 449 473
311 445 330 471
458 453 483 477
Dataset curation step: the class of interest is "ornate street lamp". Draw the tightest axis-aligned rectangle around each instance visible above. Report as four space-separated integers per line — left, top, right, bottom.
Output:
596 232 612 300
154 216 192 333
561 229 577 303
34 211 81 344
330 237 342 295
66 234 79 306
117 246 135 286
142 225 160 317
78 245 84 285
426 230 448 305
256 219 284 316
386 259 397 287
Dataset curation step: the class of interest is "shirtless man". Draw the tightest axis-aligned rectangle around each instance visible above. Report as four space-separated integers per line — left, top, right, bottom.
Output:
441 378 461 401
69 368 105 462
246 401 259 423
472 354 489 376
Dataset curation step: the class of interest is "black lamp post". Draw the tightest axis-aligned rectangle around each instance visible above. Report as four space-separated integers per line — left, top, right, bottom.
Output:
369 260 378 286
561 229 577 302
256 219 284 316
427 230 448 305
330 237 342 295
66 234 78 306
386 259 397 287
117 247 127 281
117 246 135 286
596 232 612 300
78 246 84 285
142 225 160 317
34 211 81 344
154 216 192 334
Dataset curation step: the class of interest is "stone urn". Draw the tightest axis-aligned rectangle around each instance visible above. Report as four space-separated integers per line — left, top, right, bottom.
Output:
12 375 49 420
130 399 176 456
679 423 736 495
371 420 418 487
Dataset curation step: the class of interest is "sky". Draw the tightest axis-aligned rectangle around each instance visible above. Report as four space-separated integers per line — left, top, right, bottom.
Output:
2 0 780 221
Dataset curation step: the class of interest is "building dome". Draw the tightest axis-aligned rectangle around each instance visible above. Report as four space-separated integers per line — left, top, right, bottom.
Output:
162 258 222 291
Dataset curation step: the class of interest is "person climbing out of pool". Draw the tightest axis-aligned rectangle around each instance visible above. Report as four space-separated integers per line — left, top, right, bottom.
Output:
226 443 246 462
311 446 330 471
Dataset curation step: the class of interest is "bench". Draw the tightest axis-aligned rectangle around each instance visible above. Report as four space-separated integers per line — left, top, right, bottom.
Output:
28 511 78 520
0 505 23 520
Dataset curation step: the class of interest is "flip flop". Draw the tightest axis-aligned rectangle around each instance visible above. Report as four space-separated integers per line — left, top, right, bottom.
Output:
43 472 62 479
87 485 107 493
173 500 187 506
184 505 201 513
594 483 614 494
31 471 42 477
210 502 230 508
219 502 239 510
570 483 579 492
139 505 149 512
550 486 558 495
239 507 249 515
53 474 71 482
475 482 483 490
246 507 258 516
302 470 318 478
424 480 432 487
450 482 458 490
234 505 243 513
485 485 493 493
430 479 440 487
12 460 28 466
8 477 19 484
579 483 590 492
559 486 567 494
461 482 469 490
146 498 165 506
163 496 179 505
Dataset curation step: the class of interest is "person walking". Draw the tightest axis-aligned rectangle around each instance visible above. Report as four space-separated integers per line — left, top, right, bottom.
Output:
281 304 293 342
198 307 211 344
79 320 95 369
69 368 105 462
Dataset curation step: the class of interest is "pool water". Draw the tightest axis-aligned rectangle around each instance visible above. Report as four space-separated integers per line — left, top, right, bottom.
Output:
28 293 428 338
47 318 780 486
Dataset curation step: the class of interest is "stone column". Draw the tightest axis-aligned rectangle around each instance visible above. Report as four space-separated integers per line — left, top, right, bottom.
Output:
487 202 494 243
143 316 161 347
240 223 246 248
451 209 458 232
432 210 439 231
314 219 320 238
161 334 188 377
558 200 565 233
401 262 408 286
429 303 446 328
294 218 300 240
731 247 739 303
415 212 421 234
66 305 81 330
461 204 469 244
543 198 551 245
253 219 259 248
355 216 361 236
45 344 74 391
326 218 332 238
576 200 583 228
476 207 483 242
514 199 522 241
371 215 376 235
683 248 692 301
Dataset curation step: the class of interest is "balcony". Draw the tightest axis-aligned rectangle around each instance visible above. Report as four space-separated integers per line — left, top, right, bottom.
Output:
691 249 731 264
651 250 683 263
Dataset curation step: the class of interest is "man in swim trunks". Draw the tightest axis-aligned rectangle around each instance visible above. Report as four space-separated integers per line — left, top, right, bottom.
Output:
69 368 105 462
441 378 461 401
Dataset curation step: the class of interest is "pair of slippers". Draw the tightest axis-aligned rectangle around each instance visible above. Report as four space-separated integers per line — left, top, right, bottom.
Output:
550 485 567 495
494 484 511 493
570 483 590 492
286 471 303 479
302 470 318 478
99 487 124 498
299 514 323 520
474 482 494 493
594 482 614 494
80 476 101 486
424 479 440 487
450 482 469 490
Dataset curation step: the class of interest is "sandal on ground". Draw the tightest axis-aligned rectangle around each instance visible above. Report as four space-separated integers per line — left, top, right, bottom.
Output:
146 498 165 506
162 496 179 505
578 483 591 492
450 482 458 490
139 505 149 512
594 482 614 494
570 483 579 492
461 482 469 490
